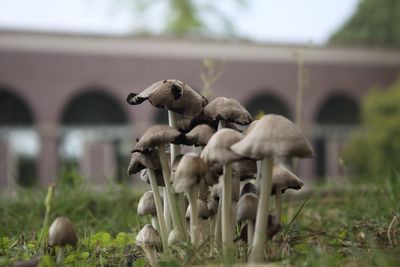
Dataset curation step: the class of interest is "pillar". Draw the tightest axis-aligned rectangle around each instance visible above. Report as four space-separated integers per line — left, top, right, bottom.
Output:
38 123 59 186
0 140 17 188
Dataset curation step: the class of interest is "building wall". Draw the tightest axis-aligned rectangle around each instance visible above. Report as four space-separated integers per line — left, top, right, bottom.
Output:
0 31 399 185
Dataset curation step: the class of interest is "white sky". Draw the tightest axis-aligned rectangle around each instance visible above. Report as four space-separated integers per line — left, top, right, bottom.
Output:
0 0 360 44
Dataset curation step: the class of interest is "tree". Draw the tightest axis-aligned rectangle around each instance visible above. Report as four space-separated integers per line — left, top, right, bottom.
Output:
329 0 400 46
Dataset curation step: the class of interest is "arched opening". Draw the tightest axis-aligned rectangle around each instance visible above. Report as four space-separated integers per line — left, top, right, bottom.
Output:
0 87 38 186
59 88 130 184
245 93 292 119
314 93 360 178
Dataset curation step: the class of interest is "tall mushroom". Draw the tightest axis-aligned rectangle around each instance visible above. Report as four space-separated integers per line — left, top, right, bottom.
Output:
172 152 208 247
48 217 78 266
136 224 161 267
230 114 314 262
201 128 244 258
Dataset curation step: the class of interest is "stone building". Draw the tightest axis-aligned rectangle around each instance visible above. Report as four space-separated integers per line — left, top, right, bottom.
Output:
1 30 399 187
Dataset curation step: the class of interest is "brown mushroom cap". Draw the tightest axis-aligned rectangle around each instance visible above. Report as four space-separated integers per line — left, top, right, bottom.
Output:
230 114 314 160
185 124 216 146
186 199 210 220
138 191 158 216
48 217 78 247
240 182 258 197
140 169 165 186
127 151 161 175
172 153 208 193
201 128 244 165
133 124 188 152
203 97 253 125
136 224 161 247
236 193 258 222
272 164 304 195
127 79 208 117
232 159 257 180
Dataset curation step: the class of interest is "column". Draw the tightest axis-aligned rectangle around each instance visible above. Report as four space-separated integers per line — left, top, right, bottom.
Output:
326 137 341 178
0 140 17 188
38 123 59 186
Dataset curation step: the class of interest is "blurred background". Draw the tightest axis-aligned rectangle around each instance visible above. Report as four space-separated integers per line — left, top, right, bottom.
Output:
0 0 399 188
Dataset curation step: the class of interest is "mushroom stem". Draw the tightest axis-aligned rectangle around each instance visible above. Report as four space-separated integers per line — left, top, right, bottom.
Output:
158 146 186 240
275 189 282 223
168 110 181 160
56 246 64 267
141 244 158 267
249 156 273 262
163 188 173 232
198 179 209 200
247 220 254 255
187 187 200 247
147 168 168 250
222 162 233 258
218 120 226 130
214 201 222 248
151 216 160 232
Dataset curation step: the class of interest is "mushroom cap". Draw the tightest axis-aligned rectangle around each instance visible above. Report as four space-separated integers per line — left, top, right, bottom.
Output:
127 151 161 175
201 128 244 165
185 124 216 146
137 191 158 216
136 224 161 247
244 120 259 136
213 176 240 201
170 154 184 184
140 169 165 186
203 97 253 125
133 124 187 152
240 182 258 197
207 197 219 216
173 153 208 193
232 159 257 180
168 228 185 246
185 199 210 220
10 258 40 267
272 164 304 195
48 217 78 247
236 193 258 222
230 114 314 160
127 79 208 117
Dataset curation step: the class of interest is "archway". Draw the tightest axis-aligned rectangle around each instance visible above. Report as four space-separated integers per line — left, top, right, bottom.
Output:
245 93 292 119
314 93 360 178
0 87 38 186
59 88 130 184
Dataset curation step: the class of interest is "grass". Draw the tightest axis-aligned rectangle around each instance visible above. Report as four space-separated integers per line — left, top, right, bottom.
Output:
0 174 399 266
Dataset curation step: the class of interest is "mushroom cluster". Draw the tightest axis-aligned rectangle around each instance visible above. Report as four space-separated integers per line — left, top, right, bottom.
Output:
128 79 314 264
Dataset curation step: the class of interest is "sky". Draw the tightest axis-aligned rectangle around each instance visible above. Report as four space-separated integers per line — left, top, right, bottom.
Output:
0 0 360 44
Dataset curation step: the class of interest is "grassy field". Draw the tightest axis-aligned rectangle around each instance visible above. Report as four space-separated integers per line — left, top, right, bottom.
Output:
0 174 399 266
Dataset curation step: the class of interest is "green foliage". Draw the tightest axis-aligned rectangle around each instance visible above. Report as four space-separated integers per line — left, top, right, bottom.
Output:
343 78 400 179
330 0 400 46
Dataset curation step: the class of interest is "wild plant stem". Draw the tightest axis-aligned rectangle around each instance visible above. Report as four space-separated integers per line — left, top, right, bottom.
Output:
187 187 200 247
37 184 54 252
247 220 254 255
56 246 64 267
147 168 168 250
222 162 233 258
249 156 273 262
163 188 172 232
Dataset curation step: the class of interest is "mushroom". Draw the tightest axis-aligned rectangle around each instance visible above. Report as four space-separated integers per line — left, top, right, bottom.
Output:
138 191 163 231
201 128 244 257
48 217 78 266
240 182 258 197
136 224 161 266
185 199 210 243
173 153 208 247
236 193 258 254
185 124 216 147
10 258 40 267
272 163 304 222
230 114 314 262
133 125 188 242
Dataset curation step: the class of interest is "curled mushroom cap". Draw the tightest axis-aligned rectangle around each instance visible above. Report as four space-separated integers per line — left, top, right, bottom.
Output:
133 125 187 152
136 224 161 247
186 199 210 220
230 114 314 160
272 164 304 195
203 97 253 125
201 128 244 165
140 169 165 186
48 217 78 247
236 193 258 222
138 191 158 216
128 151 161 175
127 79 207 117
185 124 216 146
172 153 208 193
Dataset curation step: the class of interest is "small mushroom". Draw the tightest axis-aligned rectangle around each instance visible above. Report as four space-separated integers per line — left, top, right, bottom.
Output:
138 191 163 231
237 193 258 253
48 217 78 266
231 114 313 262
136 224 161 266
185 124 216 147
127 151 161 175
203 97 253 126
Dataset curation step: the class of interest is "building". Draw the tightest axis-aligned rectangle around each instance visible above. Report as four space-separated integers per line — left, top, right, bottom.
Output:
1 30 400 187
